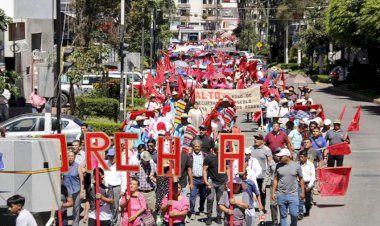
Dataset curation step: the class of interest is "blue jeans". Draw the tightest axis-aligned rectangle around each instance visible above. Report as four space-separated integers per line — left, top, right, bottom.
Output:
277 194 299 226
190 178 207 215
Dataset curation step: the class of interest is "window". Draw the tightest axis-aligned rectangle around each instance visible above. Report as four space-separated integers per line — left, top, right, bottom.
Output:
5 118 37 132
180 9 188 16
39 118 70 131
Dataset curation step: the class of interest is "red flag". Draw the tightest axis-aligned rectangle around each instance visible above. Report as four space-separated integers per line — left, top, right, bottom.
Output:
318 167 352 197
347 105 361 132
138 79 144 97
177 75 186 99
327 142 351 155
145 73 154 90
338 104 346 121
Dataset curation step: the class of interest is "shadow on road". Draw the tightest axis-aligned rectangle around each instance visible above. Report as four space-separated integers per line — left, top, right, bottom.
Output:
315 204 345 208
316 86 373 103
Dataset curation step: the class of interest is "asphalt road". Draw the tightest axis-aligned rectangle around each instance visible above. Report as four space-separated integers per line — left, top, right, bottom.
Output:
75 83 380 226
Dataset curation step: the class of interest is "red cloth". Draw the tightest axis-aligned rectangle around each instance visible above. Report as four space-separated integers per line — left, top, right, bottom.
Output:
129 110 155 120
138 79 144 97
327 142 351 155
177 75 186 99
165 82 171 96
347 105 361 132
318 167 352 197
264 131 290 153
338 104 346 121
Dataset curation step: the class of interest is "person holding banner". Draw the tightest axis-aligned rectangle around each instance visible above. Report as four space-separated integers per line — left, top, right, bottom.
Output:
325 119 350 167
161 182 189 226
218 177 249 226
203 144 229 225
119 178 148 226
272 149 304 226
83 168 114 226
63 151 84 226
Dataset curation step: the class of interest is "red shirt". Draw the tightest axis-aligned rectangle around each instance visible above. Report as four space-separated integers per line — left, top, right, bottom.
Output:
264 130 289 153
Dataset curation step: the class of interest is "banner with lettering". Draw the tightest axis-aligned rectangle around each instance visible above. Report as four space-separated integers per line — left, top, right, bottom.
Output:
195 86 261 114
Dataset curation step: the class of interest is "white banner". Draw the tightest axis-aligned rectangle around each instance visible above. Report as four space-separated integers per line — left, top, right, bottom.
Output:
195 86 261 114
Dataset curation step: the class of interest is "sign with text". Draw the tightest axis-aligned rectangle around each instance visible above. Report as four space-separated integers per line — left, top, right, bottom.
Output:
195 86 261 114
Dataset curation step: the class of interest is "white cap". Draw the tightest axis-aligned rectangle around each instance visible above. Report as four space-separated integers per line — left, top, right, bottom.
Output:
181 113 188 118
34 86 38 89
324 119 332 126
172 91 178 96
226 76 232 81
276 148 291 157
296 99 303 104
135 115 147 121
245 148 251 154
157 130 166 135
222 97 229 102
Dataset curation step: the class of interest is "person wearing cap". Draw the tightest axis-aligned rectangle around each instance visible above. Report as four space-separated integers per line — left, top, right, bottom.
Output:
278 98 290 125
103 148 127 225
250 134 275 214
287 88 297 103
29 86 46 113
309 129 327 166
203 144 229 225
217 96 236 131
321 118 332 138
238 171 263 226
218 177 249 226
325 119 350 167
125 115 148 150
191 125 215 154
298 150 315 219
166 90 179 116
265 93 279 129
174 113 191 146
272 148 305 226
132 151 157 212
145 93 161 111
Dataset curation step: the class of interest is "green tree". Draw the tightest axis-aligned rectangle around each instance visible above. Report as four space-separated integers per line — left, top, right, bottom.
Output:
0 8 11 31
0 71 20 95
233 22 260 52
357 0 380 44
66 44 111 113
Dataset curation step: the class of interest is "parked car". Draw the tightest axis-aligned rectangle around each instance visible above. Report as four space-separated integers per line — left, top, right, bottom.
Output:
329 66 349 86
0 113 83 144
60 71 143 106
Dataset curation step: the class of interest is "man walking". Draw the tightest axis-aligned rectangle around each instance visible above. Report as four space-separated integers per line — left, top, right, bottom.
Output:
203 144 229 225
325 119 350 167
265 122 292 154
188 140 207 221
272 148 305 226
191 125 215 154
298 151 315 219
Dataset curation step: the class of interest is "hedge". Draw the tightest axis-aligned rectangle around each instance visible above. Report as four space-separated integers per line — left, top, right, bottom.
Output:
76 97 119 121
85 117 122 135
310 74 330 83
279 63 299 71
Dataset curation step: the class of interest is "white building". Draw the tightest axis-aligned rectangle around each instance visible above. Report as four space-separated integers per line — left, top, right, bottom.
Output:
0 0 55 98
172 0 239 41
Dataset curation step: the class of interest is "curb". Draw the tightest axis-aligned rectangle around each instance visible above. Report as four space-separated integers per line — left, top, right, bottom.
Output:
315 82 380 105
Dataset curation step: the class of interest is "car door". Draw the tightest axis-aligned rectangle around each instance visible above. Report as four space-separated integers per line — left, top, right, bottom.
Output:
3 117 38 138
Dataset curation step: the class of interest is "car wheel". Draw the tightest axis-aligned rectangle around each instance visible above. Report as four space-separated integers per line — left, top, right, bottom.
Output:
61 93 69 107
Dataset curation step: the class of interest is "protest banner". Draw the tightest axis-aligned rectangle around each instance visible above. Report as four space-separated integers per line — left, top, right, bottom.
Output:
41 134 69 173
218 133 245 226
195 86 261 115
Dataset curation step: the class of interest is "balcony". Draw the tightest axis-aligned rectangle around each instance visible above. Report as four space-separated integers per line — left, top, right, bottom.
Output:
178 3 190 8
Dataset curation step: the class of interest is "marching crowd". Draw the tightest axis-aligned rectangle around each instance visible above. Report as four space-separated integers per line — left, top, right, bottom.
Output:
4 49 351 226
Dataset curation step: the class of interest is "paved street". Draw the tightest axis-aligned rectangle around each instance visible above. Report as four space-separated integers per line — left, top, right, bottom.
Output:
186 83 380 226
75 83 380 226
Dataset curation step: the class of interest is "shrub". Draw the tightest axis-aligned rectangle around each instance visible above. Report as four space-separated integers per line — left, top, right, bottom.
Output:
317 75 330 83
76 97 119 121
85 117 122 135
280 63 299 71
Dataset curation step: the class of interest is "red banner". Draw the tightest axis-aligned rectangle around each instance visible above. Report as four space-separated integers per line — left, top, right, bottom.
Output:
318 167 352 197
327 142 351 155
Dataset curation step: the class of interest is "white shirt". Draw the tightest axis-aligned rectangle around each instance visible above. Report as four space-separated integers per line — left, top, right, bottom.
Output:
188 108 204 128
265 100 279 118
257 70 264 80
16 209 37 226
246 157 262 186
301 97 313 105
300 160 315 188
0 88 11 104
145 101 161 111
75 150 86 166
103 160 127 192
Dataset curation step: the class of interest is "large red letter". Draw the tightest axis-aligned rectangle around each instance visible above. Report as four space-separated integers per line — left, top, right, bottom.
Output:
42 134 69 173
114 132 140 172
85 132 110 171
157 136 181 177
218 133 245 174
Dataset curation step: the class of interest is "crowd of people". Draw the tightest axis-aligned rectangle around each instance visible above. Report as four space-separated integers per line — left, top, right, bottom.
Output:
4 46 352 226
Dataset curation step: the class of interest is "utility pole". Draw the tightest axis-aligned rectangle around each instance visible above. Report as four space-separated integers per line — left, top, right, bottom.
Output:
141 17 145 73
119 0 126 121
56 0 62 133
149 8 154 75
